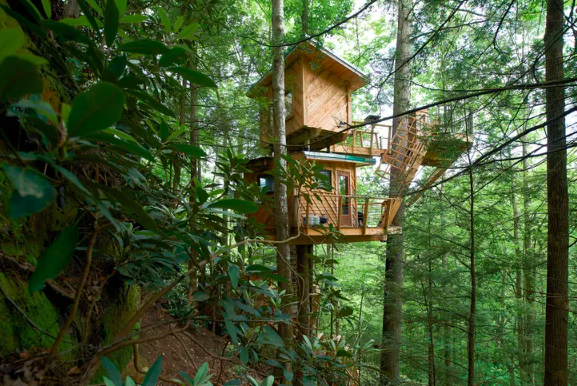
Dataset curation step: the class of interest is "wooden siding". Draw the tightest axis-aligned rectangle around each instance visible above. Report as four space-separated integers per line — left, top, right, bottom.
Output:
303 56 351 132
257 59 306 146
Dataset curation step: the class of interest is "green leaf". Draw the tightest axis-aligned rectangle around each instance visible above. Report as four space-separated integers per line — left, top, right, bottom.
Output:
40 0 51 19
229 264 240 289
0 56 43 103
172 144 206 158
12 99 58 124
108 56 127 79
10 54 48 66
40 20 90 44
68 82 125 138
178 23 199 40
159 47 187 67
85 0 103 15
103 128 137 143
119 14 148 24
3 165 57 219
60 16 103 28
157 8 171 34
336 349 353 358
208 199 258 214
193 291 210 301
260 376 275 386
337 305 353 317
104 0 119 47
76 0 103 36
101 357 123 386
28 224 78 293
263 326 284 347
142 356 162 386
120 39 170 55
223 314 239 345
0 28 25 63
193 362 209 385
21 0 43 21
129 90 175 117
196 186 208 204
159 120 169 141
54 165 89 194
125 376 136 386
224 380 241 386
103 377 116 386
239 348 248 366
96 184 159 232
174 16 184 33
170 67 217 88
114 0 127 14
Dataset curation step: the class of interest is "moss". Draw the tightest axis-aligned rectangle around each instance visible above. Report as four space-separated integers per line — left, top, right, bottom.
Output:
93 285 141 382
0 273 63 356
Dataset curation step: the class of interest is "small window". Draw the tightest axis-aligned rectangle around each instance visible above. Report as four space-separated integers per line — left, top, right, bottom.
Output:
258 174 274 193
316 169 332 190
285 91 293 119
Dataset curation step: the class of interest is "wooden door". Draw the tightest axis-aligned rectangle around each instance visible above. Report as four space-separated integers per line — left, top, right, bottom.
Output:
338 171 352 227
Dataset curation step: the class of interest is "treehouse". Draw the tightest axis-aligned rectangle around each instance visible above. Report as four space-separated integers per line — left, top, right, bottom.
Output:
246 42 469 245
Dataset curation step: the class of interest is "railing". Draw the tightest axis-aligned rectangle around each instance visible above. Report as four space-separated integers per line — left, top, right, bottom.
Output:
293 193 394 234
352 121 392 150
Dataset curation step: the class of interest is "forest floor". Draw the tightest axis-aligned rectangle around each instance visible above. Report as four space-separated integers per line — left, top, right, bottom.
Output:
123 304 238 386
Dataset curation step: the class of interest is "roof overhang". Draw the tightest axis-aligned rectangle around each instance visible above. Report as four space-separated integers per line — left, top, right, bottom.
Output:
303 151 376 165
247 41 367 98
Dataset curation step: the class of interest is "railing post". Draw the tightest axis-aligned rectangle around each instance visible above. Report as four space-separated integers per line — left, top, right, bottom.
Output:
305 200 310 233
337 196 342 231
362 197 369 235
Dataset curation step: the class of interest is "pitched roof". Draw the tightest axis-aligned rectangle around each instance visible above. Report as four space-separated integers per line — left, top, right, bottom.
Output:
247 41 367 97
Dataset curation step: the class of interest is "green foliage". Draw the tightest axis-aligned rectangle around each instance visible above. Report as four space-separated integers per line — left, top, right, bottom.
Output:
28 224 78 293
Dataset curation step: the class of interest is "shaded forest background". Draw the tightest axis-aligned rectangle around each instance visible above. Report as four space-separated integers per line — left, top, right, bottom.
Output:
0 0 576 385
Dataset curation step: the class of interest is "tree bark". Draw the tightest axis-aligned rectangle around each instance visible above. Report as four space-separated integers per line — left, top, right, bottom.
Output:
271 0 293 353
543 0 569 385
380 0 411 384
296 245 311 338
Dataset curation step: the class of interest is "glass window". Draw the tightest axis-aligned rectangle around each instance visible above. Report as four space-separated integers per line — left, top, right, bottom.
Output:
317 169 332 190
258 174 274 193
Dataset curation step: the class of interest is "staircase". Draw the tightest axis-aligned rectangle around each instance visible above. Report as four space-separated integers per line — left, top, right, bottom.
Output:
376 115 428 229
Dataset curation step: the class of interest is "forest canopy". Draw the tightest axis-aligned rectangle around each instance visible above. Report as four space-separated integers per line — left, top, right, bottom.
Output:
0 0 575 385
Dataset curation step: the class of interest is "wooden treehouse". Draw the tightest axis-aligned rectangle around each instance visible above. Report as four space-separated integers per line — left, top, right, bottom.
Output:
246 42 469 246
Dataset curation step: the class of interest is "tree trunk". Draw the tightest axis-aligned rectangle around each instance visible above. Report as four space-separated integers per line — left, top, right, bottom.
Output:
466 135 476 386
380 0 411 384
521 141 535 386
296 245 312 338
271 0 293 356
543 0 569 385
301 0 309 36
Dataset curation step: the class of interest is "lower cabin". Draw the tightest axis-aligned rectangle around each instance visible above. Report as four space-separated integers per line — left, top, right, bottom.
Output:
245 151 396 245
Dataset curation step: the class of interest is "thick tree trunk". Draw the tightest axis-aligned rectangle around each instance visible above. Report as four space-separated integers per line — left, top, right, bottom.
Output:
296 245 312 338
521 141 535 386
380 0 411 384
271 0 293 351
543 0 569 385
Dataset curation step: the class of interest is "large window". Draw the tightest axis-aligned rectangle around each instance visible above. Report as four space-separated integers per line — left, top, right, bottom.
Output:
258 174 274 193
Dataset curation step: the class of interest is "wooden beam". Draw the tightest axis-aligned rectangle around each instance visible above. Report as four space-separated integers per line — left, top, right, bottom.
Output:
362 197 369 235
337 196 342 231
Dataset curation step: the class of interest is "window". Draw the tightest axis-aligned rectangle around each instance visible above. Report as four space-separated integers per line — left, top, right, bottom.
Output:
285 91 293 119
316 169 332 190
258 174 274 193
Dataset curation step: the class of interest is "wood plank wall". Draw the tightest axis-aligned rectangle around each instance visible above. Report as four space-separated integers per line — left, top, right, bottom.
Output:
303 57 351 132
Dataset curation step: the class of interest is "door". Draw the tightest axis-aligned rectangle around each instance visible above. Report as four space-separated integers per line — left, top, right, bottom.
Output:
338 171 352 227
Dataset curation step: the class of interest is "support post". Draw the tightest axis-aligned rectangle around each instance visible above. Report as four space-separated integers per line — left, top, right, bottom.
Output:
363 197 369 235
337 196 342 230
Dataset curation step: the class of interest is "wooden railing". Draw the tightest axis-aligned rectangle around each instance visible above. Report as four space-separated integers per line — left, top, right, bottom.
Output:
293 193 395 234
349 121 392 152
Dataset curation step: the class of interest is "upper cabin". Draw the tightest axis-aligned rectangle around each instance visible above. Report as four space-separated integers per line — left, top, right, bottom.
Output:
248 41 366 151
